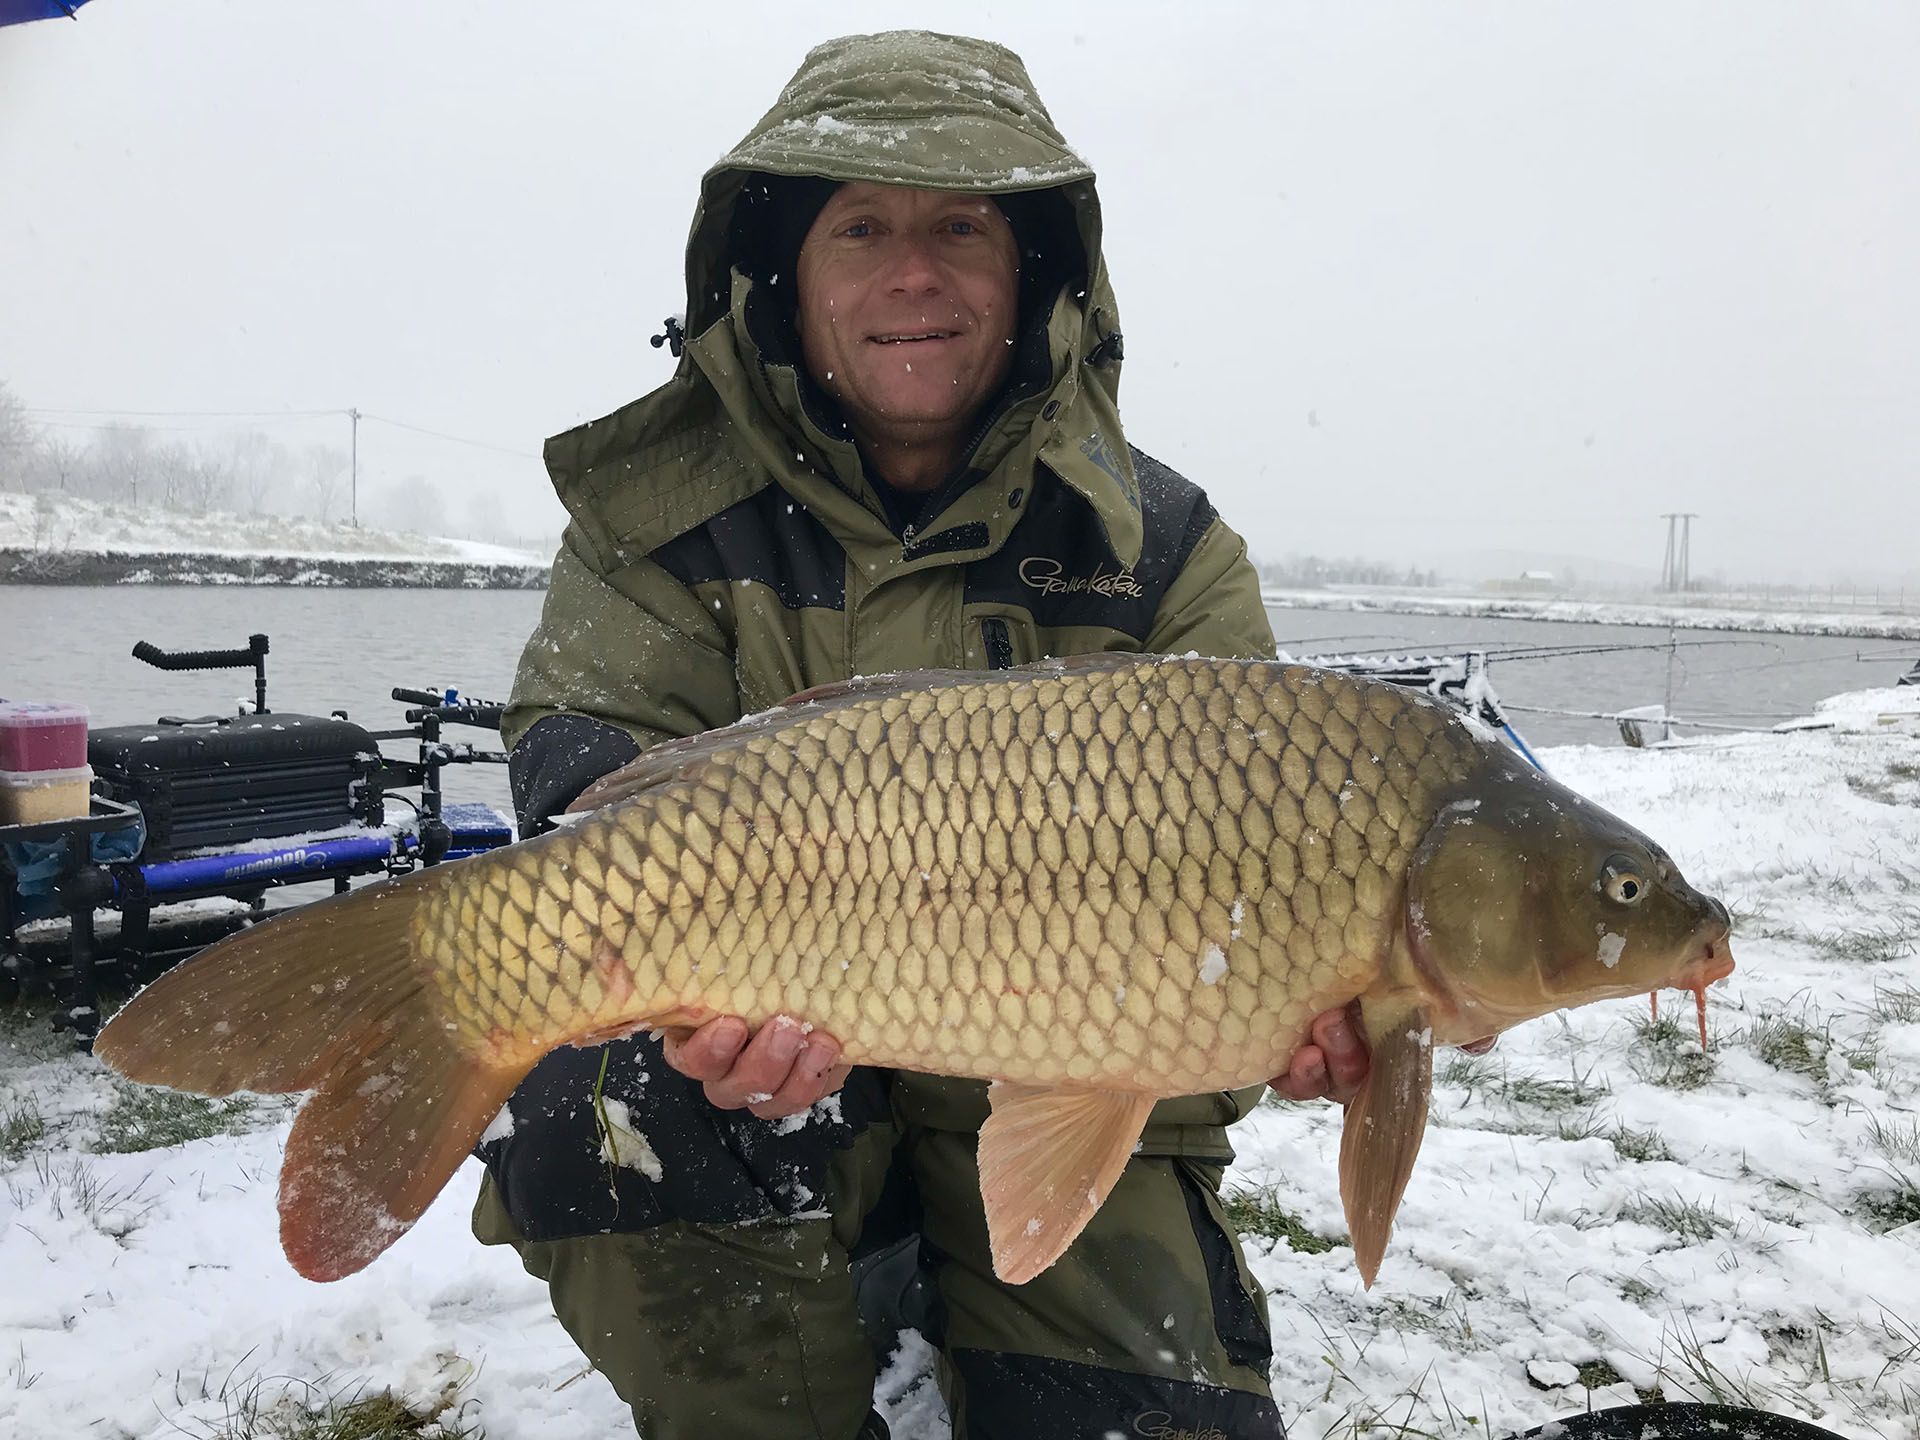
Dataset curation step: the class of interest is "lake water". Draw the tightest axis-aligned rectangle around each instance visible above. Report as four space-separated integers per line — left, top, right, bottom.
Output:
3 586 1914 825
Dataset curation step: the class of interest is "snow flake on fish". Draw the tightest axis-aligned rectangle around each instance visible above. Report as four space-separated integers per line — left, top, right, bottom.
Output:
1595 929 1627 969
1199 946 1228 985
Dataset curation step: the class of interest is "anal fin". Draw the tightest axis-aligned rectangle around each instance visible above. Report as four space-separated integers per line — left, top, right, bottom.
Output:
1339 1000 1435 1289
977 1084 1156 1284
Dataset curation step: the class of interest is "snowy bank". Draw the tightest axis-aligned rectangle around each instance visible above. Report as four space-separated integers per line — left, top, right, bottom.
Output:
2 689 1918 1438
0 493 549 588
1263 585 1920 643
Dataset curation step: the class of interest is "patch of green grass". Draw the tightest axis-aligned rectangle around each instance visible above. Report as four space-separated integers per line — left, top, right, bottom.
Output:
1576 1359 1627 1389
1872 982 1920 1024
1858 1167 1920 1233
1619 1276 1660 1305
1813 921 1919 966
94 1081 255 1154
1608 1125 1675 1164
1435 1051 1500 1100
1627 1015 1717 1091
0 991 66 1061
0 1095 47 1162
1436 1054 1609 1120
1866 1113 1920 1169
1222 1186 1340 1255
6 1154 153 1240
1841 1036 1882 1074
1619 1193 1728 1243
169 1375 481 1440
1747 1014 1831 1084
1553 1107 1612 1143
1505 1071 1610 1112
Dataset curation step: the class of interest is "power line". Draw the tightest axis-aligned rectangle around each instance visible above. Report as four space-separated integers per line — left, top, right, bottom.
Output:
25 406 342 419
357 413 541 459
23 405 541 459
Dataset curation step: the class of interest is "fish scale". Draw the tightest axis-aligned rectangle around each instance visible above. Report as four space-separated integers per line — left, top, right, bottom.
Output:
416 658 1473 1096
95 652 1733 1287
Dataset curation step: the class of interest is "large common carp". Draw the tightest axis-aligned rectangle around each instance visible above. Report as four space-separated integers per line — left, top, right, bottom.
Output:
96 655 1733 1288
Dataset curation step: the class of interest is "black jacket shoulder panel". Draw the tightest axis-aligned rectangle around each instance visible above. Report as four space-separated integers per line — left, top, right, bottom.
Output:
963 446 1218 641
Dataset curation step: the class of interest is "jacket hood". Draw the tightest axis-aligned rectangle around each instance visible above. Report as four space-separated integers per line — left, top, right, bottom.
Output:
546 31 1148 570
685 30 1104 337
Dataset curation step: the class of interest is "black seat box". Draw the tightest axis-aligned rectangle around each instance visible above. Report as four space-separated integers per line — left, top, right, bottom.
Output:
88 713 383 860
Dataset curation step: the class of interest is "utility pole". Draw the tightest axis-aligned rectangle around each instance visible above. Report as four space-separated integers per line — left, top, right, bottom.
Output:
349 407 360 528
1660 512 1698 592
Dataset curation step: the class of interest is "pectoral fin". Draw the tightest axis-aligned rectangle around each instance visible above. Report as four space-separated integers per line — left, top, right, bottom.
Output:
1338 1000 1435 1289
977 1083 1157 1284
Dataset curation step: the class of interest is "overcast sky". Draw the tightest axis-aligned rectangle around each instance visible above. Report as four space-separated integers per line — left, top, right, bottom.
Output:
3 2 1915 586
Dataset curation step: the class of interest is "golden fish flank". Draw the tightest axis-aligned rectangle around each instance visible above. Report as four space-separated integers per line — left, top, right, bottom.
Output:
421 659 1439 1093
93 654 1734 1290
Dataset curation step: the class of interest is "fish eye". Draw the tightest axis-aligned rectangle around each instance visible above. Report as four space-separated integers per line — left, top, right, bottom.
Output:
1600 855 1646 906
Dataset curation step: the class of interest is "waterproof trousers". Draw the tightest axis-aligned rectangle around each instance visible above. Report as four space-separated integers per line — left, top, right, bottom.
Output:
473 1086 1285 1439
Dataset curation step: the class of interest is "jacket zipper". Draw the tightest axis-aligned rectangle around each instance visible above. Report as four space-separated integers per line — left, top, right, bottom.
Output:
981 617 1014 670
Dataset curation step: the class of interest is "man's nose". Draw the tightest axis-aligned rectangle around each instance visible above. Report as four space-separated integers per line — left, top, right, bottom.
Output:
881 233 944 294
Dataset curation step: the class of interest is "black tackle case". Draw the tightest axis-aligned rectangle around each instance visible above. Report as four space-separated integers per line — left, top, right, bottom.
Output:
88 713 384 860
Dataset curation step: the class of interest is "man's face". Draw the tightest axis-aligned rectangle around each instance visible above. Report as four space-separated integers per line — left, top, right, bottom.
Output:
795 183 1020 460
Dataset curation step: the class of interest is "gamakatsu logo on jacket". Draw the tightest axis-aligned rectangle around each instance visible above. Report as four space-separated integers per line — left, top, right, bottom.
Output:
1018 556 1145 599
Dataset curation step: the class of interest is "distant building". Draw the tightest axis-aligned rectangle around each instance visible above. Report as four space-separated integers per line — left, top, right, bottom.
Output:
1484 570 1557 596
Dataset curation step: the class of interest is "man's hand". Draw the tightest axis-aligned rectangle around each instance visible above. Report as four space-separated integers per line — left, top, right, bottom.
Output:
1268 1001 1499 1105
1270 1001 1372 1105
661 1013 851 1121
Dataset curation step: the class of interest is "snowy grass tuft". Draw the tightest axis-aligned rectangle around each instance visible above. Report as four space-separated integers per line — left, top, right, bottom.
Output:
94 1079 259 1154
159 1366 483 1440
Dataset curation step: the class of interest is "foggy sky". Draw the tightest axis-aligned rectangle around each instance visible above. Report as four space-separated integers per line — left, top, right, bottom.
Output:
2 2 1915 586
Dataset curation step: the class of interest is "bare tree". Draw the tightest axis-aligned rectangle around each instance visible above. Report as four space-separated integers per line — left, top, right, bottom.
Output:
464 486 507 543
92 425 156 506
26 435 84 495
180 441 234 513
301 444 349 523
383 473 446 536
227 431 280 515
149 441 198 508
0 381 36 490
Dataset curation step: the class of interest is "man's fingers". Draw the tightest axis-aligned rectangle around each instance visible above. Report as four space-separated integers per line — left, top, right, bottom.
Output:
1270 1044 1331 1102
660 1016 747 1083
1313 1003 1371 1103
747 1034 845 1120
703 1014 810 1111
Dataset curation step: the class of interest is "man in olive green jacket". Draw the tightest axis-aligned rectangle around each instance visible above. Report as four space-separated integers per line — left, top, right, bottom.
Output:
475 30 1369 1440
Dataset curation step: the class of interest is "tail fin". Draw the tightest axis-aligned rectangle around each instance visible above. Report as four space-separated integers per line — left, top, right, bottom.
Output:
95 869 532 1281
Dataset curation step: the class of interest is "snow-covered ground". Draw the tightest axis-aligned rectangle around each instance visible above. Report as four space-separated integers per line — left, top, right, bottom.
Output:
0 492 543 567
1263 585 1920 643
3 689 1919 1438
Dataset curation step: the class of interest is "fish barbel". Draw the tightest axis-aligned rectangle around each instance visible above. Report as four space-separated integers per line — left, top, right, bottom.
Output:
96 654 1733 1287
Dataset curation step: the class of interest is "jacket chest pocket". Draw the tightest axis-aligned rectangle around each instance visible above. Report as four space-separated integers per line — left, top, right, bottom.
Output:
970 611 1041 670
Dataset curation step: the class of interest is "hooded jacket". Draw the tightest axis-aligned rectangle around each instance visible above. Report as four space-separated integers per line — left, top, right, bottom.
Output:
506 30 1276 1152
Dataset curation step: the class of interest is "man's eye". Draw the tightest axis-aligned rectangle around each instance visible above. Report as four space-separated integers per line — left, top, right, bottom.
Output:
949 219 977 236
842 221 873 239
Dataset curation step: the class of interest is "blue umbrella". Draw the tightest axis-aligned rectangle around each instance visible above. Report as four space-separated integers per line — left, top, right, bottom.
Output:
0 0 93 25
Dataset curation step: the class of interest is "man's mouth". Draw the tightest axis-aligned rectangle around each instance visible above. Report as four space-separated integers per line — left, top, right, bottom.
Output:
870 331 958 345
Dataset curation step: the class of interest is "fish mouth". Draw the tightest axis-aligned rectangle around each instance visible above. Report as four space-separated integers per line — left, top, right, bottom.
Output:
1678 930 1736 990
1655 926 1735 1048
